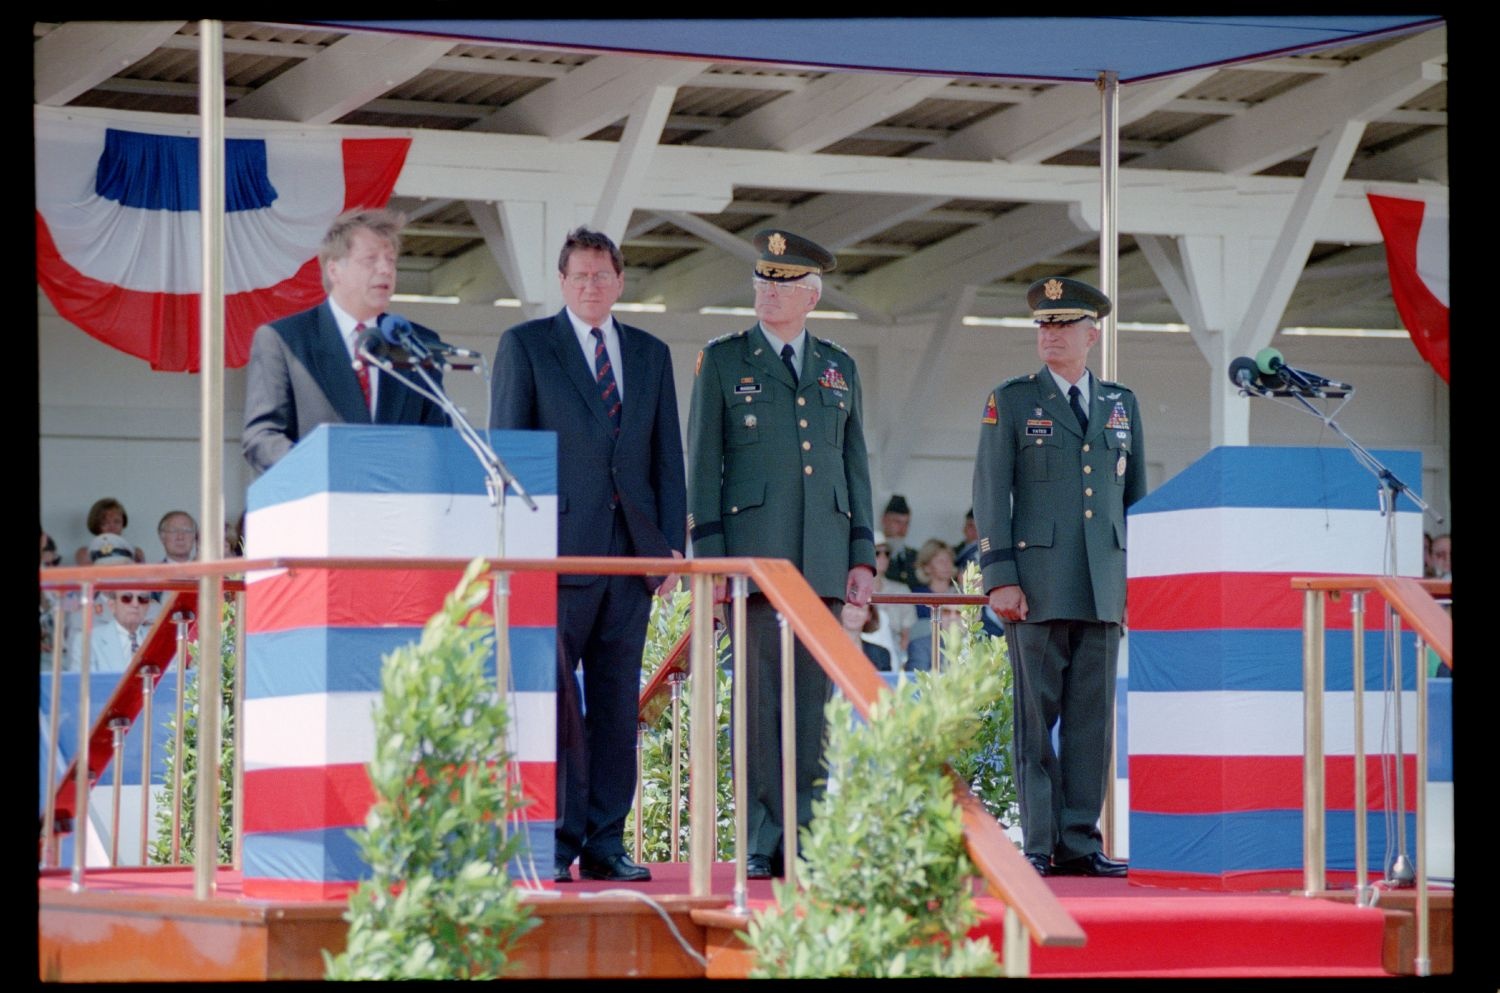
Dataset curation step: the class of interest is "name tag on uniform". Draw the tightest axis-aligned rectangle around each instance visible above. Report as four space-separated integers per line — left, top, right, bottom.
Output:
1026 418 1054 436
734 382 762 394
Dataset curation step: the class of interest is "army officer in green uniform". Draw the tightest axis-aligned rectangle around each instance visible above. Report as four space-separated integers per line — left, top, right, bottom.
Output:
972 276 1146 878
687 230 877 880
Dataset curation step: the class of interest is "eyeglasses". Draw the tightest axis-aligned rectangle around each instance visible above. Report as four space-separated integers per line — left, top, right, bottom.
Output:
753 279 811 296
564 272 620 288
115 593 151 604
159 528 196 536
875 548 891 556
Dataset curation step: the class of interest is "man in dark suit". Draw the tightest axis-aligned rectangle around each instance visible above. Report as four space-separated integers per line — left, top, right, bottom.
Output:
490 228 687 884
686 230 876 880
972 276 1146 879
243 208 447 474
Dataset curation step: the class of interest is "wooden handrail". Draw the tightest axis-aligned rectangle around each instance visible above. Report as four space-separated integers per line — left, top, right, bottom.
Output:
1290 576 1451 667
43 556 1082 948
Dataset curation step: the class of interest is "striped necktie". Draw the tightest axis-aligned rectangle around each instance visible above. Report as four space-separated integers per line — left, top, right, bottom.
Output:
591 327 621 435
352 323 373 413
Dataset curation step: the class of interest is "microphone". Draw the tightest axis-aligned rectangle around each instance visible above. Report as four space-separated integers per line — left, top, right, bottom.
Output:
356 325 416 369
377 313 483 369
1255 347 1352 394
1228 356 1264 393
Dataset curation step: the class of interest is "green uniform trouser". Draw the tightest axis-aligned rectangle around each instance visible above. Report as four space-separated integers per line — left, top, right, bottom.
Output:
740 595 839 860
1005 618 1120 863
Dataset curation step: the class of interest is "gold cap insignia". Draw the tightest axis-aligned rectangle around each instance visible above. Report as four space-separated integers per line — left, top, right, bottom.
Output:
767 232 787 256
1044 278 1065 301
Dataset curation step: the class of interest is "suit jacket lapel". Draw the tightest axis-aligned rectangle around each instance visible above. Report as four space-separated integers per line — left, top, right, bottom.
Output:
1036 366 1081 438
547 310 617 436
313 303 371 424
1085 371 1109 444
616 322 649 438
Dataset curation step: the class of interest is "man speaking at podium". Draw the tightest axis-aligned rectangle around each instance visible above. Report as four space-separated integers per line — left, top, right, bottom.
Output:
491 228 687 884
243 208 448 474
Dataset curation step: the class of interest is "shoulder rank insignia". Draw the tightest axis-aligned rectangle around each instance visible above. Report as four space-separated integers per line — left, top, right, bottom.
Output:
982 392 999 424
1105 401 1131 431
818 366 849 391
818 336 850 356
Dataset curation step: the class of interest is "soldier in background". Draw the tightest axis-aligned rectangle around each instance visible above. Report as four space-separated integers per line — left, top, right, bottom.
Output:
686 230 876 880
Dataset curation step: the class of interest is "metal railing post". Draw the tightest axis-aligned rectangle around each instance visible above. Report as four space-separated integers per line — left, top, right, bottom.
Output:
687 573 716 896
108 717 130 866
42 594 68 868
138 665 160 866
232 591 246 871
1349 593 1370 905
169 609 194 865
1414 634 1430 976
731 575 749 914
71 580 96 892
778 610 798 889
1387 611 1414 885
1301 589 1326 895
634 721 646 863
669 671 686 862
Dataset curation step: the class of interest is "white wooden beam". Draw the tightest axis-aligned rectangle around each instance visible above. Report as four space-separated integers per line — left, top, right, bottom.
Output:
880 285 977 486
592 85 680 245
34 21 186 106
469 56 709 141
1348 128 1447 183
227 34 452 124
1136 27 1445 175
426 240 507 305
1135 235 1205 332
695 72 953 153
1234 120 1367 352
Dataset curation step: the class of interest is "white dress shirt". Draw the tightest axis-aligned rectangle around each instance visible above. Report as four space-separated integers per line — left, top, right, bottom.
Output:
566 309 626 402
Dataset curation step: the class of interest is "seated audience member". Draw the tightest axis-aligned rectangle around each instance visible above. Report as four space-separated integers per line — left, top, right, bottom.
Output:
906 538 958 672
1422 532 1435 578
880 495 919 587
1430 532 1451 580
74 498 145 565
66 589 152 674
157 510 198 563
872 531 915 668
954 508 980 572
840 601 892 671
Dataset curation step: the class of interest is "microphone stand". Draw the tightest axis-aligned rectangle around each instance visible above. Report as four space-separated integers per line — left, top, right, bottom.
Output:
1240 376 1443 890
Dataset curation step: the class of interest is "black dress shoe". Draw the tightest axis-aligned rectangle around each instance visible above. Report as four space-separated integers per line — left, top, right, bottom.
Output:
745 854 774 880
1051 851 1128 878
554 857 574 883
578 852 652 882
1023 853 1051 876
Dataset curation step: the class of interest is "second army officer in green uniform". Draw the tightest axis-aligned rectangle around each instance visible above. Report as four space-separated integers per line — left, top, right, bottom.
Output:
687 230 877 880
973 276 1146 878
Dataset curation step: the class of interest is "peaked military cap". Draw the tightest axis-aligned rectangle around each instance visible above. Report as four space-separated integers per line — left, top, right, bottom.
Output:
753 229 837 281
1027 275 1112 324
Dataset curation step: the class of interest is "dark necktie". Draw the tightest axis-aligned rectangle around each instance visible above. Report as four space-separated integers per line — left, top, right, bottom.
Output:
591 327 622 435
1069 384 1088 434
129 628 140 654
352 323 373 413
780 343 798 385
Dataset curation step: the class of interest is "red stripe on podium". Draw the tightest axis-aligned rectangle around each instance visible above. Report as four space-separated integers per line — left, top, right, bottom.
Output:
1129 754 1420 813
1128 572 1394 631
245 568 557 633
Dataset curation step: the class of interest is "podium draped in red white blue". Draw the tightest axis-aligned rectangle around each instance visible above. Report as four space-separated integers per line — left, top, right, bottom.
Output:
1125 446 1430 890
242 425 557 899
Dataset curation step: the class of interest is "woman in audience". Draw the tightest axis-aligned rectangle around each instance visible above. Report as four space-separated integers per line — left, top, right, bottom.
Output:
73 497 145 565
905 538 958 672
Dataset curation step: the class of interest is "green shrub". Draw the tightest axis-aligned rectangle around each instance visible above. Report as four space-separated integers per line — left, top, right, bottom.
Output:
323 560 538 980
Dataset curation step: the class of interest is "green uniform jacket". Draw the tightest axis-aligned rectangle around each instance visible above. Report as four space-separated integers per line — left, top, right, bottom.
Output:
687 326 876 599
972 368 1147 623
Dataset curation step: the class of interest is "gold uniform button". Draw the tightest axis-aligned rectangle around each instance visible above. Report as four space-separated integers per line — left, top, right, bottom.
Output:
839 401 846 409
1082 443 1091 452
799 419 808 428
1034 438 1043 446
1085 487 1094 497
801 440 811 451
1083 465 1092 475
804 465 813 476
731 506 738 513
1085 509 1094 519
744 396 753 404
797 396 807 406
1017 540 1027 549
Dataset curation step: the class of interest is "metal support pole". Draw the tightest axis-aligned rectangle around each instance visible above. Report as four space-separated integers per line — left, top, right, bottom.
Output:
170 610 194 865
195 18 226 902
731 575 749 914
778 611 798 889
232 591 246 871
1097 69 1120 382
1350 593 1370 905
492 569 512 697
634 722 646 863
1301 590 1326 895
1002 905 1031 978
687 573 716 896
669 672 686 862
1414 635 1430 977
43 595 68 868
929 614 941 674
1387 610 1414 885
138 665 160 866
71 580 96 892
108 717 130 866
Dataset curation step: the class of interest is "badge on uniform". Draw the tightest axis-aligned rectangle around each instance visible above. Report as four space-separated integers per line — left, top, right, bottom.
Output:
744 414 758 429
819 366 849 391
1116 454 1128 478
1115 430 1129 441
1104 392 1121 401
982 392 999 424
1026 418 1053 437
1105 401 1131 430
734 380 762 394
